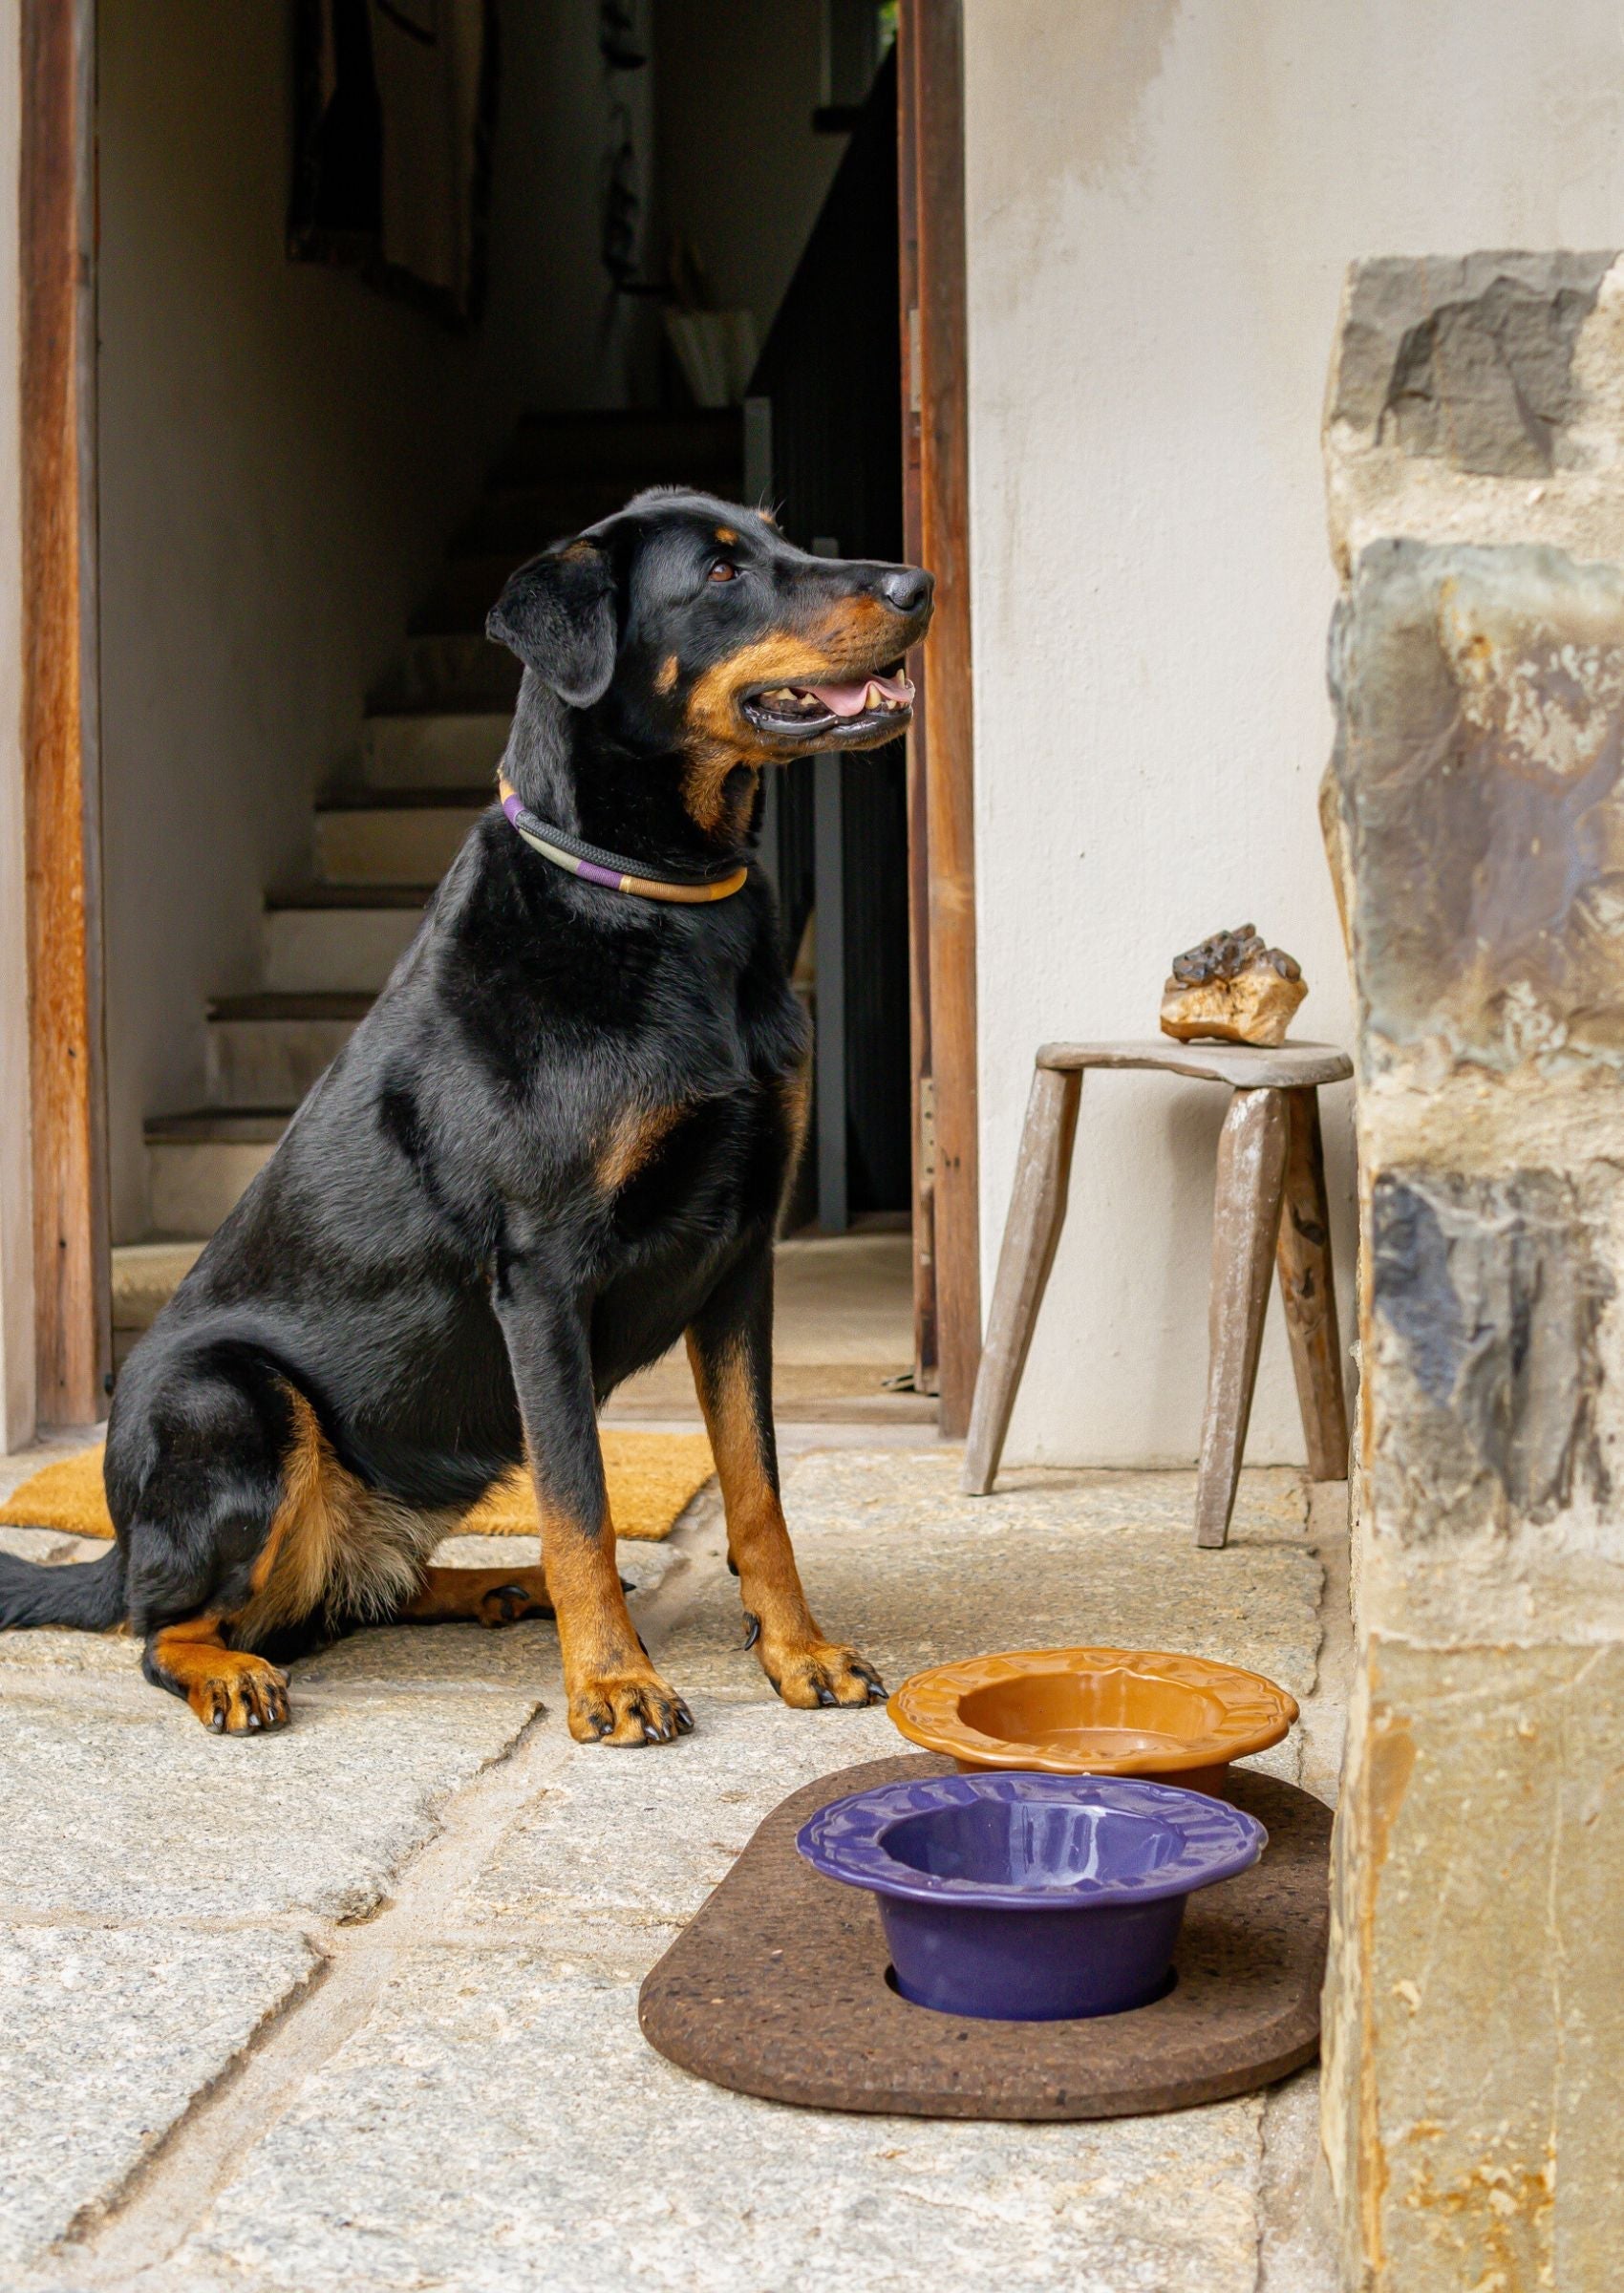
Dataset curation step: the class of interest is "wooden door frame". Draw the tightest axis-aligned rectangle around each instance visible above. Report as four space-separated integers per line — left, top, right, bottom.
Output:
20 0 109 1431
13 0 972 1440
898 0 979 1436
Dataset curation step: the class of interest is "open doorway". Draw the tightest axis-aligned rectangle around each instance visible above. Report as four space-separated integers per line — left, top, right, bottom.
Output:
22 0 976 1439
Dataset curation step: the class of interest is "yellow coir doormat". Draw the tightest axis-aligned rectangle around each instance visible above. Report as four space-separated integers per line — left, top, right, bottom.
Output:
0 1428 716 1546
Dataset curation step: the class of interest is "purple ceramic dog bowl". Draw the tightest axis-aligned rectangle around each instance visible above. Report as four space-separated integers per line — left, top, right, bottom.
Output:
797 1771 1266 2021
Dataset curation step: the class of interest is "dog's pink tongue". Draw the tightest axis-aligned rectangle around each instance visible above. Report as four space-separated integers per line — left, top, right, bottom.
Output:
804 672 914 718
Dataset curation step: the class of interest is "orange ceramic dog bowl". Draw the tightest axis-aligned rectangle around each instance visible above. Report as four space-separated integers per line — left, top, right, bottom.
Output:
888 1648 1298 1794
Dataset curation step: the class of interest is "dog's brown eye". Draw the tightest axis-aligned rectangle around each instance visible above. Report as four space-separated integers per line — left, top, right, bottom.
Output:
708 561 737 584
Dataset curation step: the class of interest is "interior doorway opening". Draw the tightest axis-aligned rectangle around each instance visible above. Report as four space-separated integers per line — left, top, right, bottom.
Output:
65 0 944 1431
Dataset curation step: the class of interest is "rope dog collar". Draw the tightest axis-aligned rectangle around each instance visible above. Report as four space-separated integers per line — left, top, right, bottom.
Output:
499 780 748 904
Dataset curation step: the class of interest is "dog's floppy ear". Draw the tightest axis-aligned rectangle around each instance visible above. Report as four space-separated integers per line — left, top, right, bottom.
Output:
486 540 616 707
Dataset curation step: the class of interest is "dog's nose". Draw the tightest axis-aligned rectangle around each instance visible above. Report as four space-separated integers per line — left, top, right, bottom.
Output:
879 566 933 615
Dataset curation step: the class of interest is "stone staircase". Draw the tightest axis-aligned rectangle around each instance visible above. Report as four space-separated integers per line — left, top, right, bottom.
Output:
123 411 742 1345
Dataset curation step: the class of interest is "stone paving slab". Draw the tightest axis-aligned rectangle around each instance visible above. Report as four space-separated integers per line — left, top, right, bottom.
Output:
0 1685 543 1924
0 1921 317 2274
660 1453 1323 1705
463 1694 900 1925
178 1934 1269 2293
0 1447 1334 2290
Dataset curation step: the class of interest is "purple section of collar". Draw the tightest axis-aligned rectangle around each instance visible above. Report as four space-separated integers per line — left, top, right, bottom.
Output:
501 791 524 825
576 858 625 889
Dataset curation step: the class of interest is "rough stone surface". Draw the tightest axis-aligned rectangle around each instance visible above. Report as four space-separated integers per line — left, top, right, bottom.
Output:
1328 251 1614 476
1328 539 1624 1081
0 1684 542 1922
1160 965 1306 1047
0 1923 317 2271
1321 255 1624 2289
1326 1640 1624 2293
180 1936 1271 2293
1370 1166 1613 1532
1325 251 1624 574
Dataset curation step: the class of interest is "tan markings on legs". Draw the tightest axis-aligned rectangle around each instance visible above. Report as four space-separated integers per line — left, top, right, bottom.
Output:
778 1058 812 1224
597 1102 686 1194
232 1388 450 1649
402 1565 554 1628
232 1376 449 1651
148 1616 289 1736
686 1335 884 1708
540 1498 692 1746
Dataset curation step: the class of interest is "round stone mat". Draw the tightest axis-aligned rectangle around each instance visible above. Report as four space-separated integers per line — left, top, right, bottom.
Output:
638 1752 1330 2119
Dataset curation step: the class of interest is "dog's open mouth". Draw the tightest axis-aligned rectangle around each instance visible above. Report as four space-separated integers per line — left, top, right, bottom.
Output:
741 663 914 741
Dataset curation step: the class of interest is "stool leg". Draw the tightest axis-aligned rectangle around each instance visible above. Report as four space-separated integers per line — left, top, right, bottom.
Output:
1275 1086 1349 1480
961 1065 1082 1494
1195 1086 1288 1550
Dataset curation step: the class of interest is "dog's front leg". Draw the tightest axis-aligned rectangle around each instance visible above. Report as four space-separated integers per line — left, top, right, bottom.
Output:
495 1254 693 1747
687 1244 886 1709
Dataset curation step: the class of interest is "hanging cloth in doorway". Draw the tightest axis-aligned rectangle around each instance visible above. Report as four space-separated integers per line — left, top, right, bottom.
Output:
288 0 499 330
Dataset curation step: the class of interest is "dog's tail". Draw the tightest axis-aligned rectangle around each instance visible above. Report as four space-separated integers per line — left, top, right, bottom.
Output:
0 1545 127 1631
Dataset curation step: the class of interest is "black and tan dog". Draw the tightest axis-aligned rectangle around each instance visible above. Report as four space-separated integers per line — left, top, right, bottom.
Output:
0 491 932 1745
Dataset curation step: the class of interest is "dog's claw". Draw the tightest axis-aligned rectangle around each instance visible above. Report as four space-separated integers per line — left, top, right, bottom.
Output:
568 1664 692 1747
741 1611 759 1650
759 1640 887 1711
675 1704 694 1734
726 1553 738 1578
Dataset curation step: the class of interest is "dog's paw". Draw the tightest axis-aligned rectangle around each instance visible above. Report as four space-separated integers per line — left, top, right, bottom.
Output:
567 1665 694 1747
187 1656 290 1736
477 1580 555 1628
761 1639 887 1709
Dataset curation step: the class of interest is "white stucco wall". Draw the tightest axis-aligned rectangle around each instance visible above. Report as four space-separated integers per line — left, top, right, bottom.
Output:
965 0 1624 1465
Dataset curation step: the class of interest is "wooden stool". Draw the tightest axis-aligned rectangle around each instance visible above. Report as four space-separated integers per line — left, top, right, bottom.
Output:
962 1039 1354 1547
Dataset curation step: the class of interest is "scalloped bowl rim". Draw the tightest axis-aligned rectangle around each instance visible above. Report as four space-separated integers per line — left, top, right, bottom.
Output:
887 1645 1299 1775
797 1769 1267 1911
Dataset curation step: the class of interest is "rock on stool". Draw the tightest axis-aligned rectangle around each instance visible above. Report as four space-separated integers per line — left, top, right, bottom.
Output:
961 1040 1354 1547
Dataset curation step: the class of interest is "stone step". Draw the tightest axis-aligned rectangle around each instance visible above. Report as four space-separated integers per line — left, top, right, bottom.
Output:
112 1238 205 1330
205 994 372 1107
359 709 510 790
387 632 522 711
262 890 429 994
313 789 486 885
494 406 741 486
143 1109 288 1236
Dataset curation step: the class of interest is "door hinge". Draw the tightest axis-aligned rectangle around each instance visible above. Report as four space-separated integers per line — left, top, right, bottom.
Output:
918 1073 936 1189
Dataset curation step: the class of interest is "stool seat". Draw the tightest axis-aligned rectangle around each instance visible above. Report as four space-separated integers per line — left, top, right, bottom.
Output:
1036 1039 1354 1088
964 1038 1351 1545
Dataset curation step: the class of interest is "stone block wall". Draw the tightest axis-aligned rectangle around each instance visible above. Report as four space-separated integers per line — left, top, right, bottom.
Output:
1321 255 1624 2290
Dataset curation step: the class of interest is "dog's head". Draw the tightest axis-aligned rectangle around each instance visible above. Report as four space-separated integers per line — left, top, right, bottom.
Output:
487 489 934 832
